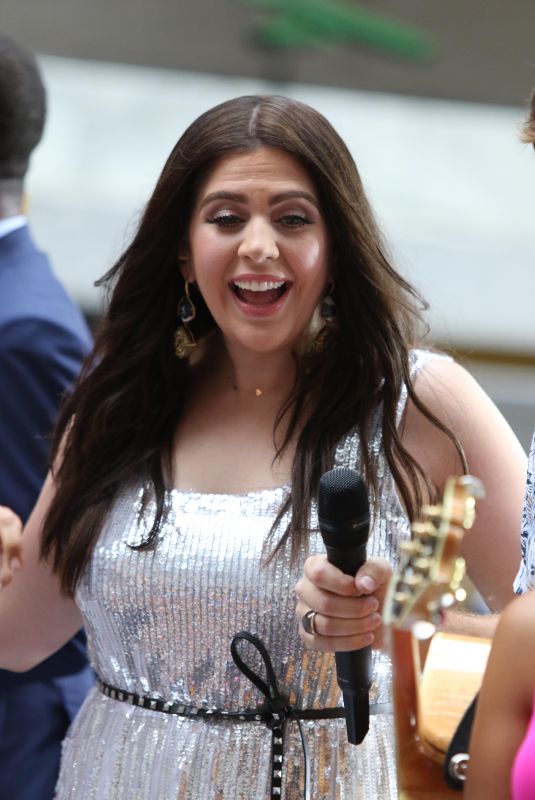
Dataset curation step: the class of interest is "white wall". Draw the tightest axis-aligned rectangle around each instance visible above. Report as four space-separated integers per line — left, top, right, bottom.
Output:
29 55 535 352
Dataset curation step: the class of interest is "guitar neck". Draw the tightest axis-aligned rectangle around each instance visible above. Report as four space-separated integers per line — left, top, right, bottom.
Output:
386 475 486 799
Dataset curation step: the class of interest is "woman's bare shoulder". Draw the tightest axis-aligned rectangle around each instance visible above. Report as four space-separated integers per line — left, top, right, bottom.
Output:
403 356 527 611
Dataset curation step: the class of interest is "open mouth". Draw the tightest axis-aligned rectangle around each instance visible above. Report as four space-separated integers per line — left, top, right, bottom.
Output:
231 279 290 307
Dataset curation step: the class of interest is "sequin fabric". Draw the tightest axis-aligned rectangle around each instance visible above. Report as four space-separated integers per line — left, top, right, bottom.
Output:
514 427 535 594
55 350 447 800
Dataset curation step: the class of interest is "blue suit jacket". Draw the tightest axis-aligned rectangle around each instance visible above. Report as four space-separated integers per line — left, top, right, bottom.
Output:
0 227 93 706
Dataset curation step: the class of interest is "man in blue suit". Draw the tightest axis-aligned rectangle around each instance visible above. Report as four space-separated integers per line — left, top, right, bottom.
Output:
0 32 94 799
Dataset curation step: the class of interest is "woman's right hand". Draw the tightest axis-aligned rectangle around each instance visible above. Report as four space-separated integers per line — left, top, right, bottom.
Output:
0 506 23 588
295 555 392 652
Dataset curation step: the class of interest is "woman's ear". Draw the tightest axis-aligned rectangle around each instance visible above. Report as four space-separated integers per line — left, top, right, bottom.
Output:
177 242 193 282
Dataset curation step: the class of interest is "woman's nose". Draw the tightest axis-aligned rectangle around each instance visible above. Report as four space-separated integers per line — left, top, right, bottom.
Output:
237 219 279 263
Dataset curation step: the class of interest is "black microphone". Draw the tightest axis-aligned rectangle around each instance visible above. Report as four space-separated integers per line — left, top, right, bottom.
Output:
318 466 371 745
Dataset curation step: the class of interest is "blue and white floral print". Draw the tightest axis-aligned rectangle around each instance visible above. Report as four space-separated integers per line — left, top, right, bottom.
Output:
514 429 535 594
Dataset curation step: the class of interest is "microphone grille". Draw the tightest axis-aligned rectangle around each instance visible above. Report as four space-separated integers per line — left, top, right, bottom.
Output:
318 467 369 522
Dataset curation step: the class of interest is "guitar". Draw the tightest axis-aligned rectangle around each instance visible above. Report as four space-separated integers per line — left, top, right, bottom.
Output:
383 475 489 799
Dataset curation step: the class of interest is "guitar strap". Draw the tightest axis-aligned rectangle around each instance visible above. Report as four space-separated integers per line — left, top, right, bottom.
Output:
443 693 479 790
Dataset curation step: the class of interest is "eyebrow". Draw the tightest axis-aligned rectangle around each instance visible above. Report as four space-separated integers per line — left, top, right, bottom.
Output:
199 190 319 209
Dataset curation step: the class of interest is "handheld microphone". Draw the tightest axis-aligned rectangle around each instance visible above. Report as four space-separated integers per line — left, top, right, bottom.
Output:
318 467 371 745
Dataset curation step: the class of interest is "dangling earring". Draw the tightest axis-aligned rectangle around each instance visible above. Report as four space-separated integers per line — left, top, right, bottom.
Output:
310 283 336 352
174 280 197 359
320 284 336 324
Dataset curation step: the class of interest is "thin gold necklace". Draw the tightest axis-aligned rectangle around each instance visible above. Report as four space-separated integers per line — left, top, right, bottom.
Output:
232 383 263 397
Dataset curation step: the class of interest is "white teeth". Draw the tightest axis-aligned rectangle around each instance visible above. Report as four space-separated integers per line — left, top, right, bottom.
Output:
233 279 286 292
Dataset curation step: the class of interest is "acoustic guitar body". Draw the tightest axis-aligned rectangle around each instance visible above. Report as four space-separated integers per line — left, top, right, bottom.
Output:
392 629 461 800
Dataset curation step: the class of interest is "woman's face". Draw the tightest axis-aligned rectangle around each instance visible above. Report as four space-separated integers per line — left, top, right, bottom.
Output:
184 146 330 357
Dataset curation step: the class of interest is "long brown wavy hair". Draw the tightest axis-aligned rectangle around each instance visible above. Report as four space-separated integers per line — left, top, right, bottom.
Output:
42 95 466 595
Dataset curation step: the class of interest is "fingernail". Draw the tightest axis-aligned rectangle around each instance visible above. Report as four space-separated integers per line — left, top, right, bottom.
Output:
359 576 376 593
10 558 21 572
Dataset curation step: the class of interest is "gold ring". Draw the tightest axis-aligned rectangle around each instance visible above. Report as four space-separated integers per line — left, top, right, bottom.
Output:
302 609 318 636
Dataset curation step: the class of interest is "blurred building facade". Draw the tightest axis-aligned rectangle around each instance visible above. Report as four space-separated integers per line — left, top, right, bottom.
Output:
2 0 534 447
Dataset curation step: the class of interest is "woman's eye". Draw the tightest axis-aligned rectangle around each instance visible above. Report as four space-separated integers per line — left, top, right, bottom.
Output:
206 214 242 227
279 213 314 227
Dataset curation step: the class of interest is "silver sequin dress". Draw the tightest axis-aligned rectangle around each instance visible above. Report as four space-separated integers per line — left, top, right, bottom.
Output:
55 350 446 800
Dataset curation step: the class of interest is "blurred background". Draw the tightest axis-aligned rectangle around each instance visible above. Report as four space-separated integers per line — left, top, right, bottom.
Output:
2 0 535 450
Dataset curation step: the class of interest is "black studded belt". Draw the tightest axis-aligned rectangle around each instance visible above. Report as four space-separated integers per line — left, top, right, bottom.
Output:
97 631 390 799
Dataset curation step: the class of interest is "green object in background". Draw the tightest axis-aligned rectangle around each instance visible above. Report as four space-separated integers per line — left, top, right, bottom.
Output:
245 0 434 60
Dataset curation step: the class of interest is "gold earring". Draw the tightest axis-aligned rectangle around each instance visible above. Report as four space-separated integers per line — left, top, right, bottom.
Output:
174 280 197 359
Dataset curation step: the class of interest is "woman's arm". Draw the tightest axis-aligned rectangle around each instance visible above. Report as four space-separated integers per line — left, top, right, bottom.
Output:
403 358 527 612
295 358 525 651
0 471 83 671
464 591 535 799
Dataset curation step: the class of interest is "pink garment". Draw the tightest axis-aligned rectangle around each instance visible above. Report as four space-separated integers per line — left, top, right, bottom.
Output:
512 692 535 800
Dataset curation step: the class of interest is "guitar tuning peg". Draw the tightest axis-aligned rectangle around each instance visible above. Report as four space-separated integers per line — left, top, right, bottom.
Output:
411 521 436 538
413 557 432 572
403 574 424 588
461 499 477 530
451 557 466 587
421 504 442 520
425 601 443 626
440 592 456 609
412 620 436 640
457 475 485 499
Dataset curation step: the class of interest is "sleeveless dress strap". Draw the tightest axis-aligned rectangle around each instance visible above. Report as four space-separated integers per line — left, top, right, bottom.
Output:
396 349 453 427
